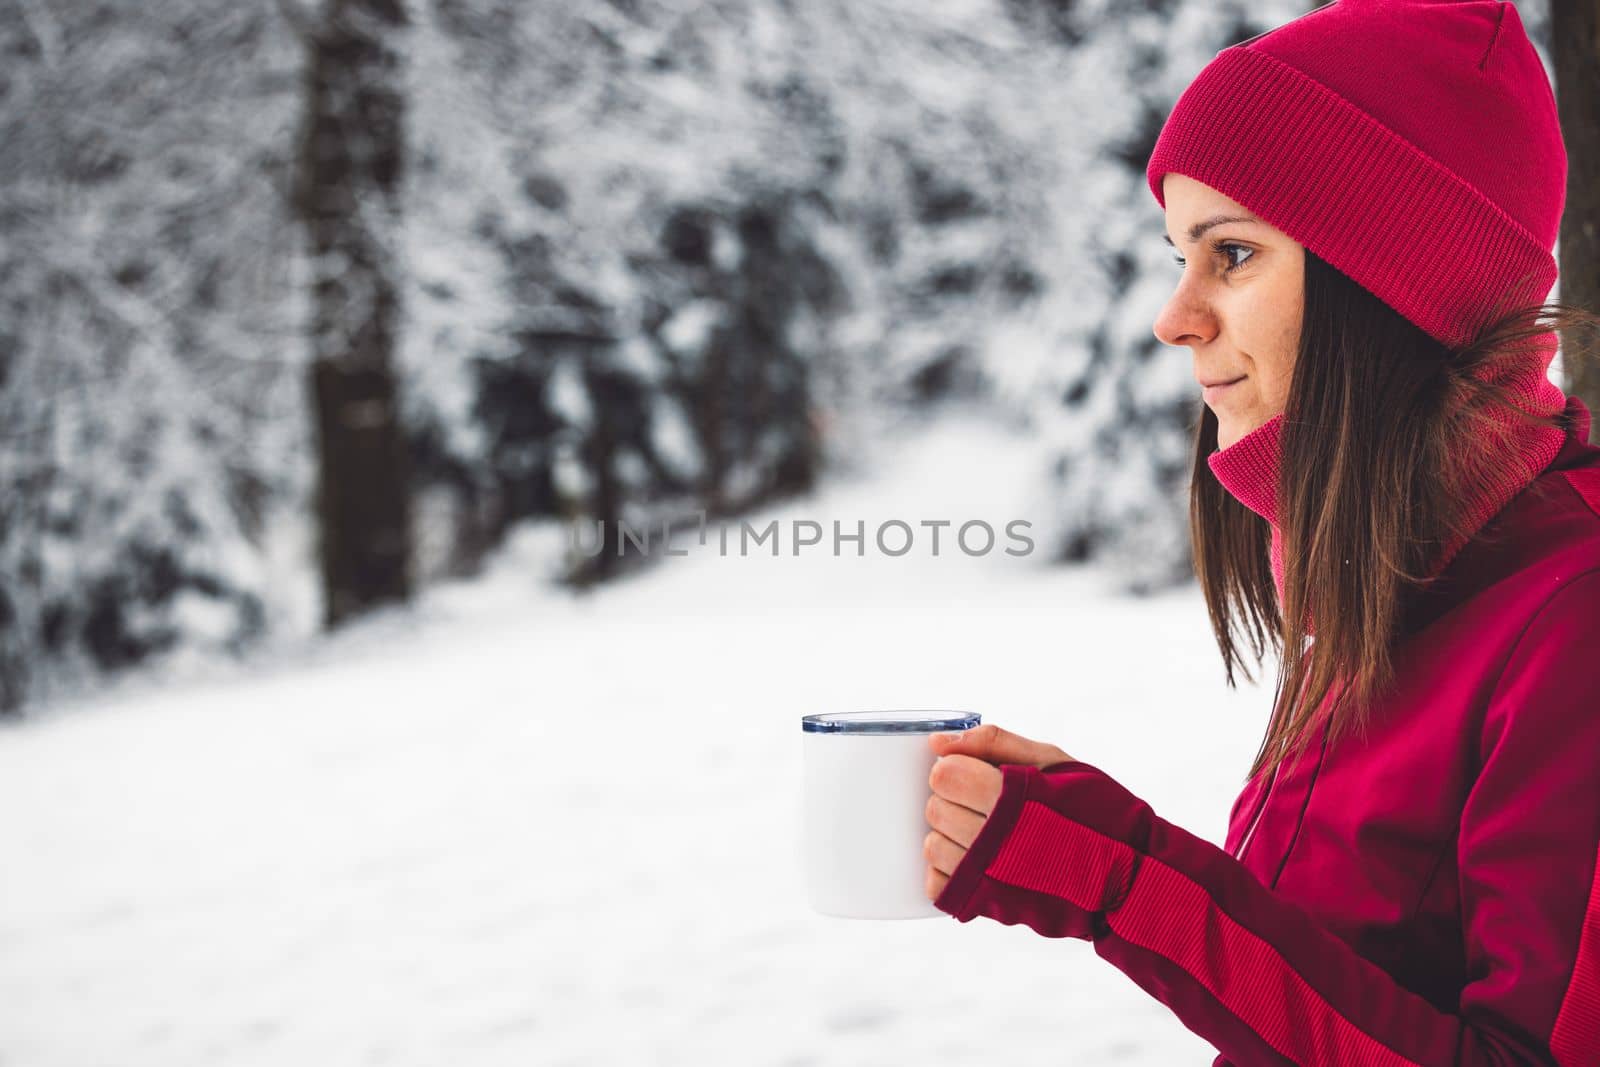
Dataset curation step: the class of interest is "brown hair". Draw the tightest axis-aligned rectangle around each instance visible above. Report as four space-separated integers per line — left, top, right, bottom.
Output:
1191 247 1600 784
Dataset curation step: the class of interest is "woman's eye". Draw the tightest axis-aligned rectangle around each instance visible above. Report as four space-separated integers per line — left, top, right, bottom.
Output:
1217 242 1254 273
1171 241 1254 274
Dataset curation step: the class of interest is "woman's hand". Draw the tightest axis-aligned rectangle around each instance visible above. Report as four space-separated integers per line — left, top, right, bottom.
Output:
923 724 1075 902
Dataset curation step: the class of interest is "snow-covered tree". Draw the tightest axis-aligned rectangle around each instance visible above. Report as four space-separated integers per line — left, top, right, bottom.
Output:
0 1 306 711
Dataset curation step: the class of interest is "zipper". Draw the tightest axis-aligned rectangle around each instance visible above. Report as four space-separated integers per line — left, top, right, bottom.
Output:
1233 760 1279 861
1233 654 1314 863
1233 710 1333 865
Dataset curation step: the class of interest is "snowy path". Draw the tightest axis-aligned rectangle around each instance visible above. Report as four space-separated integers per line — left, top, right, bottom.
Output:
0 411 1271 1066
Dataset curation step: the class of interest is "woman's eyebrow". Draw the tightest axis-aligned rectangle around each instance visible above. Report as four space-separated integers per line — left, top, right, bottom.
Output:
1163 214 1261 247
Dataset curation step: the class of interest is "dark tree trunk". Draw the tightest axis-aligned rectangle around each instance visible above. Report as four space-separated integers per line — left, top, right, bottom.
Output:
293 0 413 626
1553 0 1600 441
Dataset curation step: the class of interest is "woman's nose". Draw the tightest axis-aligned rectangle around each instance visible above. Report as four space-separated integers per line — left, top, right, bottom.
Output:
1153 288 1215 349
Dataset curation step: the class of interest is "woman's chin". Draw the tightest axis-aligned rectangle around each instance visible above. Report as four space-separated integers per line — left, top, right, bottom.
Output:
1215 410 1271 451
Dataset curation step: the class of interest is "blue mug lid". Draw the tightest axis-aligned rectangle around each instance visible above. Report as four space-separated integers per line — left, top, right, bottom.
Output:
801 710 981 735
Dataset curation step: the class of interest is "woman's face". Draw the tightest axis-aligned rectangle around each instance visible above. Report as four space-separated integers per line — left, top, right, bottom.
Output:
1153 173 1305 450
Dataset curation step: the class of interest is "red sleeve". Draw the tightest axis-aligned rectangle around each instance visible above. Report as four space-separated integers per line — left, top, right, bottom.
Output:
934 570 1600 1067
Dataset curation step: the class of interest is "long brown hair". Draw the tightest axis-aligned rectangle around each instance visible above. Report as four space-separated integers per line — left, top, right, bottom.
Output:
1191 247 1600 783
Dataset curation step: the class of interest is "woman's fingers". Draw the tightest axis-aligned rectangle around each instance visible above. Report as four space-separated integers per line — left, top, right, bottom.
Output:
923 827 967 876
924 790 989 850
925 862 950 903
928 752 1004 819
928 722 1073 769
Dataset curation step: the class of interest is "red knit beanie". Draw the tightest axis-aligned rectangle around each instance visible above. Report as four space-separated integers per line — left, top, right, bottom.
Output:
1146 0 1565 352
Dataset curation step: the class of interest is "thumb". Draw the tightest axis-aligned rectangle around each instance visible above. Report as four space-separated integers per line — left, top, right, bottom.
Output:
930 722 1070 768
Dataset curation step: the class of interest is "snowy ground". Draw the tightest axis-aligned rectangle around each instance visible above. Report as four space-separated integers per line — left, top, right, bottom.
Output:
0 409 1272 1066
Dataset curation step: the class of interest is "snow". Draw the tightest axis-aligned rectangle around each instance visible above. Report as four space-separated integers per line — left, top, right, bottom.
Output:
659 299 724 360
545 360 595 431
0 409 1271 1066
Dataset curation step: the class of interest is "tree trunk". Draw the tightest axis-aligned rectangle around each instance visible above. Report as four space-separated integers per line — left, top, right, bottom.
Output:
293 0 413 627
1553 0 1600 441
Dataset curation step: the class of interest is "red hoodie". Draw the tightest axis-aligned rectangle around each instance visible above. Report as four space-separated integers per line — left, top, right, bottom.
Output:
934 395 1600 1065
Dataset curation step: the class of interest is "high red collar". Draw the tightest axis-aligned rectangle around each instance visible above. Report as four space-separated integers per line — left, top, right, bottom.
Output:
1205 337 1575 609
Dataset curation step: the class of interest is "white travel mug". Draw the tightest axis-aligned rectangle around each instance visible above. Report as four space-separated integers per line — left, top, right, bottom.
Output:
801 709 982 919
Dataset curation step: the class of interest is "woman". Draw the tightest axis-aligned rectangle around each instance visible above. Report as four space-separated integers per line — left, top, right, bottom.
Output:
922 3 1600 1064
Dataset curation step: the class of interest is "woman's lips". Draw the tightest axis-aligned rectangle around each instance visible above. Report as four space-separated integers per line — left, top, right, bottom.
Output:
1203 377 1245 403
